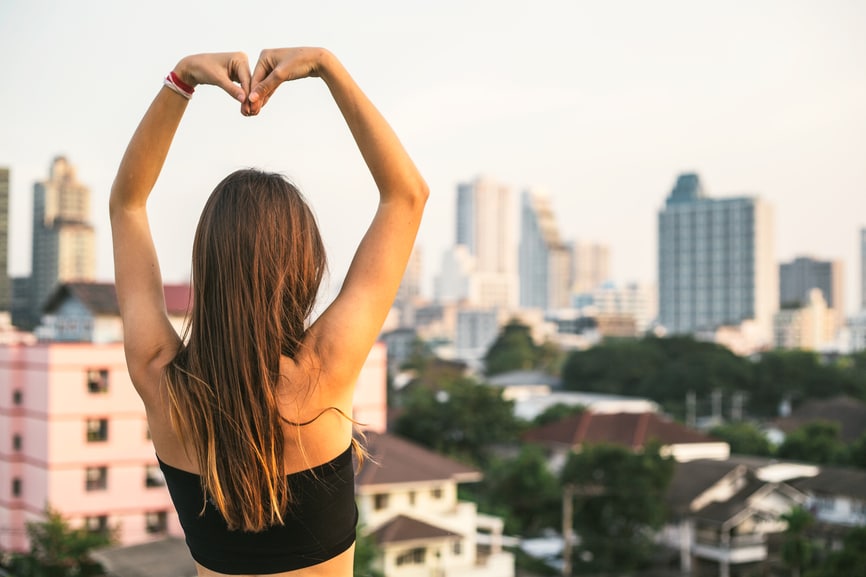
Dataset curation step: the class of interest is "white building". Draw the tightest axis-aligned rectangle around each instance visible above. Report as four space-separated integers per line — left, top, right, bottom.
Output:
357 432 514 577
455 177 516 309
518 189 571 311
658 173 777 343
773 288 840 350
570 240 610 295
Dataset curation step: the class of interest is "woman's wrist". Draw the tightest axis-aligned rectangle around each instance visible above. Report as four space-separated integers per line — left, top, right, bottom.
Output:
172 57 199 88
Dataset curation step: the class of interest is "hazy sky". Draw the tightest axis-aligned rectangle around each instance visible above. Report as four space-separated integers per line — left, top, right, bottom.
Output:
2 1 865 310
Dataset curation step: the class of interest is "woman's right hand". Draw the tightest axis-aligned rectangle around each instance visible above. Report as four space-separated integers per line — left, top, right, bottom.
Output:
173 52 252 106
244 47 330 116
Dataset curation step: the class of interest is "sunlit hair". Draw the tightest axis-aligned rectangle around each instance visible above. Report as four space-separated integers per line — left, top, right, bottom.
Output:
163 169 327 532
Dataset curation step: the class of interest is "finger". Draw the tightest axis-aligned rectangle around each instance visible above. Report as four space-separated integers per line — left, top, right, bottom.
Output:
232 54 252 101
213 74 245 103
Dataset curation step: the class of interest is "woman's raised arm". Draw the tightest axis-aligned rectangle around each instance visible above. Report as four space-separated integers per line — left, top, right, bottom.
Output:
110 52 251 400
247 48 429 388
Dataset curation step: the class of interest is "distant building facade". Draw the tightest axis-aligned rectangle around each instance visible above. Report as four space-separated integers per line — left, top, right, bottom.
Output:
570 240 610 295
779 256 843 327
20 157 96 329
861 228 866 311
658 173 777 342
518 189 571 311
0 168 9 311
773 288 839 350
455 177 515 308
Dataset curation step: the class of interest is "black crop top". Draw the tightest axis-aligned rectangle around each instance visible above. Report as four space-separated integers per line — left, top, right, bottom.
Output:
157 445 357 575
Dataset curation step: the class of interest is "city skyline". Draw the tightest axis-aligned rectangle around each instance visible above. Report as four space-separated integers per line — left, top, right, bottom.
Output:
1 1 864 311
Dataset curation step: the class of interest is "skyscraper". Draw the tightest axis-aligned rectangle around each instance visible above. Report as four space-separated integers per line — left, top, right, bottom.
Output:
779 256 844 312
29 157 95 327
658 173 777 339
455 176 515 308
861 228 866 311
0 168 9 311
519 189 571 310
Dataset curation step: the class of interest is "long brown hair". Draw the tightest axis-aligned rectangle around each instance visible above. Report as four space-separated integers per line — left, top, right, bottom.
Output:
163 169 326 531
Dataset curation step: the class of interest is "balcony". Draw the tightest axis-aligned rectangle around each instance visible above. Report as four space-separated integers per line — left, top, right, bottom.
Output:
692 532 767 564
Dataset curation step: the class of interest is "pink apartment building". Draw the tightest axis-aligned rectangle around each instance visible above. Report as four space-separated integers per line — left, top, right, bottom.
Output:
0 282 388 551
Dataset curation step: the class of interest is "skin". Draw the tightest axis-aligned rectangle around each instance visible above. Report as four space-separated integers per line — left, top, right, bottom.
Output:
109 48 428 577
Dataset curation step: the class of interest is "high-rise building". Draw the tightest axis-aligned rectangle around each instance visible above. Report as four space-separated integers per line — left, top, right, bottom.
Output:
779 256 844 313
658 173 777 340
455 177 515 308
861 228 866 311
29 157 95 327
570 241 611 295
393 246 423 327
0 168 10 311
519 189 571 310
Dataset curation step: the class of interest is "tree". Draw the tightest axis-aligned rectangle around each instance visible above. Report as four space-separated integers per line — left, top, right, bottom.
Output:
475 445 561 536
709 422 773 456
781 507 814 577
354 526 384 577
559 443 675 572
805 526 866 577
392 377 522 466
777 421 849 465
484 320 540 376
532 403 586 427
10 508 113 577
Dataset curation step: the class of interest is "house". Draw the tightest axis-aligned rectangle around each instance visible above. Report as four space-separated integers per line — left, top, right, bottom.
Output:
36 282 191 343
662 459 807 577
791 465 866 554
769 395 866 444
524 411 730 469
357 432 514 577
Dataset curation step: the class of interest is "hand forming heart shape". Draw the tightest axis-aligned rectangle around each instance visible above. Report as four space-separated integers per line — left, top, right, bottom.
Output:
174 47 326 117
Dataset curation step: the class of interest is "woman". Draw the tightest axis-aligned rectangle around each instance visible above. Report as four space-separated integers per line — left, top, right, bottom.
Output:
110 48 427 576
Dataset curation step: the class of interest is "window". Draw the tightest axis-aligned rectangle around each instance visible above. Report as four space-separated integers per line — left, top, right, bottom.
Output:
86 369 109 393
145 511 168 534
12 434 21 451
85 516 108 534
145 465 165 488
452 540 462 556
431 487 443 499
11 478 21 497
86 419 109 442
396 547 426 566
85 466 108 491
12 390 22 405
374 493 389 511
408 491 416 506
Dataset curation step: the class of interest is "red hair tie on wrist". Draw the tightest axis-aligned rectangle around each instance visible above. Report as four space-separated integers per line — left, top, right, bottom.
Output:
164 71 195 99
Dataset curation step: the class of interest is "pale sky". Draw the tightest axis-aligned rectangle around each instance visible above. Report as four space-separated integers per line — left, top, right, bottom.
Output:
2 1 865 311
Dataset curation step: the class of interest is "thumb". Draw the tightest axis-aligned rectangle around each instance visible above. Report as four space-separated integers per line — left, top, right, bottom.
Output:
214 76 246 103
249 71 283 104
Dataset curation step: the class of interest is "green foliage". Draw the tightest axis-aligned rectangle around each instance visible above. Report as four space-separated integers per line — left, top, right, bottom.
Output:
532 403 586 427
559 443 675 572
475 445 561 536
392 377 522 466
805 526 866 577
483 320 564 376
709 422 773 456
777 421 849 465
353 525 384 577
848 431 866 469
560 336 866 419
9 508 113 577
781 507 815 577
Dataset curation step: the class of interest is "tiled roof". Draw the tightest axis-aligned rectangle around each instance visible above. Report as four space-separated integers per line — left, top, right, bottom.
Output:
692 475 767 525
485 370 560 388
792 465 866 501
356 431 481 487
43 282 191 317
772 396 866 444
369 514 461 545
523 411 717 449
666 459 744 515
91 537 195 577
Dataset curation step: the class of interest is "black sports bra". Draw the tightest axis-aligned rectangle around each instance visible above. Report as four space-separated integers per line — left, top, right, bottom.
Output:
157 445 357 575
